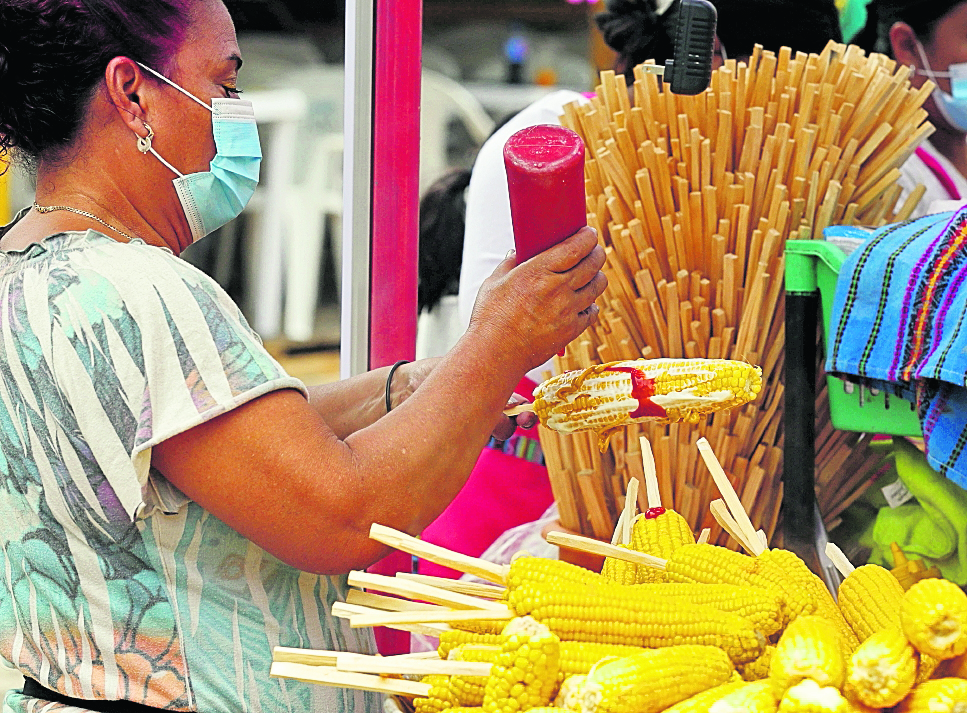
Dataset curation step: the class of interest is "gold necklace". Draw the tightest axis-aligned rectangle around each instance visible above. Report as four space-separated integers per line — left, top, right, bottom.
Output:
32 201 137 242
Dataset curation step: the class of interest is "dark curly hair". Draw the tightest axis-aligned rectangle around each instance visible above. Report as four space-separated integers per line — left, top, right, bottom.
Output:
0 0 193 166
418 168 472 314
862 0 963 56
595 0 681 83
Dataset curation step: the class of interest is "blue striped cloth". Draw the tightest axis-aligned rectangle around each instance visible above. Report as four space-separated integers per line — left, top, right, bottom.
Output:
825 207 967 489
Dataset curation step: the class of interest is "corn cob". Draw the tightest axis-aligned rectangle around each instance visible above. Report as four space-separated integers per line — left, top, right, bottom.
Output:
770 616 847 697
901 578 967 660
647 582 786 636
627 507 695 583
555 673 586 710
845 627 917 707
413 674 456 713
453 618 510 636
508 556 603 590
481 617 561 713
600 544 642 585
558 641 648 681
739 645 777 681
506 576 764 663
665 544 853 646
532 358 762 449
578 644 735 713
893 678 967 712
777 679 851 713
447 645 500 707
439 630 507 659
838 564 907 643
660 680 749 712
712 679 779 712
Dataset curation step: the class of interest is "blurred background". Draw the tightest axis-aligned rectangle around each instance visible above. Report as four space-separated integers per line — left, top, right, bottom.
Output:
1 0 613 389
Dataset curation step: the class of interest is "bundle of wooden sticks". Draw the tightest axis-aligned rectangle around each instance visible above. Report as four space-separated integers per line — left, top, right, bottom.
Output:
541 40 931 546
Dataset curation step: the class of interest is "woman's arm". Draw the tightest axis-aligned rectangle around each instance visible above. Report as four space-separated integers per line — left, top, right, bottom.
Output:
151 229 606 575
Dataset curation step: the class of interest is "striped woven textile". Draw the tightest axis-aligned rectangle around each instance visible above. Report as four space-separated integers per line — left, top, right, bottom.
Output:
826 207 967 489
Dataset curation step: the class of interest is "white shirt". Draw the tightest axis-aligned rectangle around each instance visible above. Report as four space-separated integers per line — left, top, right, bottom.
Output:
458 89 589 383
896 138 967 219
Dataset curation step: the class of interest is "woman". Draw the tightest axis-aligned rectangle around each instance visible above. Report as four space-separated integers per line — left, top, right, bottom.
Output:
876 0 967 217
0 0 607 710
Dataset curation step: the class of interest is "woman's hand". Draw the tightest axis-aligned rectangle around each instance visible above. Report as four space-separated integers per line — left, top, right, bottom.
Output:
468 226 607 374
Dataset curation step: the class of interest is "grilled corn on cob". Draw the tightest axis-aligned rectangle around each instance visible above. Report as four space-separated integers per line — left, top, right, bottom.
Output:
893 678 967 712
770 616 847 697
628 507 695 583
901 578 967 660
777 679 851 712
845 627 917 707
532 358 762 449
579 644 734 713
481 617 560 713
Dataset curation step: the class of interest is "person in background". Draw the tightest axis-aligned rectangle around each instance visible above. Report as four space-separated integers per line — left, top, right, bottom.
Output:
710 0 842 61
871 0 967 218
0 0 608 709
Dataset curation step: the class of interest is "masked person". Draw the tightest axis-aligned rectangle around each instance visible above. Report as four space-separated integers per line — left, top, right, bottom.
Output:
875 0 967 217
0 0 608 710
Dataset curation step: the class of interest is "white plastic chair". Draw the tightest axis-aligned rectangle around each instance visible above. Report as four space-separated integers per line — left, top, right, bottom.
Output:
419 70 495 193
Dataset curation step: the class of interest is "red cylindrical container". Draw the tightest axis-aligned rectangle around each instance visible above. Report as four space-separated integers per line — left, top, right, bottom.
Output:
503 124 586 264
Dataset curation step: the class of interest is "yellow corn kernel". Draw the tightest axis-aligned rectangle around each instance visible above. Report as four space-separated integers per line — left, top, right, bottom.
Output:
414 674 456 713
846 627 917 708
645 582 786 636
555 674 587 710
481 617 560 713
893 678 967 712
770 616 847 697
777 679 850 713
901 578 967 660
558 641 649 681
838 564 906 643
660 680 748 712
508 555 603 590
706 679 778 712
506 576 764 664
532 358 762 449
447 644 500 707
739 645 777 681
579 644 735 713
600 544 642 585
631 508 696 557
438 630 507 660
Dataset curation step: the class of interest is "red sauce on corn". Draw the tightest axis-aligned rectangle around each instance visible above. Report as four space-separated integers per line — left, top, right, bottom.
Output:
645 507 666 519
607 366 666 418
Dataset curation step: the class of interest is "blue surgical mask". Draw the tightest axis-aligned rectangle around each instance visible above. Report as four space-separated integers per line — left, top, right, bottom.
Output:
914 42 967 132
136 62 261 242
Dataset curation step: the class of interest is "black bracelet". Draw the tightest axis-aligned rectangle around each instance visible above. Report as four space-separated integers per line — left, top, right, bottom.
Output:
385 360 411 413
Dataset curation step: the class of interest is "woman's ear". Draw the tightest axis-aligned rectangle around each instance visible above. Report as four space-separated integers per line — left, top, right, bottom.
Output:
890 21 922 72
103 56 149 137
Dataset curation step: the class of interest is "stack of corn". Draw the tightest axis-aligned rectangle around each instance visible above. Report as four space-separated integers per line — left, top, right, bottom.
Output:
540 40 934 547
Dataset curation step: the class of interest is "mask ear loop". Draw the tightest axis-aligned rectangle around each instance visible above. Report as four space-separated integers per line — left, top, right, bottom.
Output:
135 120 185 178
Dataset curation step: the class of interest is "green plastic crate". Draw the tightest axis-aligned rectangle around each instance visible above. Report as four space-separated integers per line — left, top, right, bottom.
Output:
785 239 922 437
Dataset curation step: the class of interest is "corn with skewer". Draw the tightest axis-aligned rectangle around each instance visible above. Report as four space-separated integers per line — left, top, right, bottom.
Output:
481 617 560 713
531 358 762 449
578 644 734 713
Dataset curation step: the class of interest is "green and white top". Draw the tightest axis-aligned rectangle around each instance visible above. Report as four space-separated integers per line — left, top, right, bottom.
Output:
0 225 378 712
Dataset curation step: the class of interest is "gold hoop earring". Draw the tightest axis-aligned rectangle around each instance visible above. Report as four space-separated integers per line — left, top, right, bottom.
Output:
137 122 154 154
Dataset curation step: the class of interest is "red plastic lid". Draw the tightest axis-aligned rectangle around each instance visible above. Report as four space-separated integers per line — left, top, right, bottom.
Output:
503 124 584 175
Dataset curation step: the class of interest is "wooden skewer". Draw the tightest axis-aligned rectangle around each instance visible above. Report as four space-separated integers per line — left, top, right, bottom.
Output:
346 589 444 612
709 499 759 554
697 528 711 545
369 524 508 584
621 476 639 546
504 402 536 417
349 606 515 629
695 438 765 555
335 653 493 678
545 530 666 569
271 647 441 668
395 573 507 600
639 435 661 509
331 602 451 637
347 571 507 612
269 662 432 697
824 542 856 577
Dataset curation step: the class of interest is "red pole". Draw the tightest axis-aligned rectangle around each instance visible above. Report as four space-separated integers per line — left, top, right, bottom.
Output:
366 0 422 656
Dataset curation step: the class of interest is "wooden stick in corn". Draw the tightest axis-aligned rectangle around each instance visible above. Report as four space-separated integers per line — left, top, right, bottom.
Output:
368 523 508 584
823 542 855 578
331 602 452 637
640 435 662 509
697 437 765 555
545 530 667 569
269 662 432 697
347 571 508 612
395 573 507 600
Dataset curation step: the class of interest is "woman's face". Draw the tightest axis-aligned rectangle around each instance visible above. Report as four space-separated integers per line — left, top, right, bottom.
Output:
146 0 243 176
918 2 967 96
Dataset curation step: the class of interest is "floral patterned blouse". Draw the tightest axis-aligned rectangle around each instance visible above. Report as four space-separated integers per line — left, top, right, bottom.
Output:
0 226 378 712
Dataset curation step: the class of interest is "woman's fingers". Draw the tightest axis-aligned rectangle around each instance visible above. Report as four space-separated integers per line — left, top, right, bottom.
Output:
538 227 600 274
